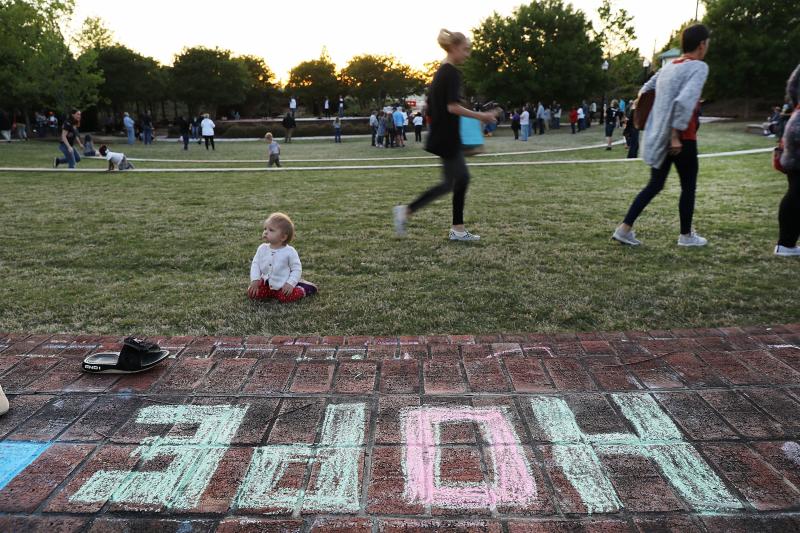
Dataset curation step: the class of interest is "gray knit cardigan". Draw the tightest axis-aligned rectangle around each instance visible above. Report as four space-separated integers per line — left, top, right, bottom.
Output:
638 59 709 169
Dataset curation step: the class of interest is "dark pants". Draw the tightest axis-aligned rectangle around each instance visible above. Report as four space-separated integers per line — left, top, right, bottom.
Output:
512 127 519 140
371 126 377 146
268 154 281 168
402 125 407 140
56 143 81 168
143 127 153 145
623 140 698 235
386 130 395 147
779 171 800 248
204 135 215 150
414 125 423 142
334 129 341 143
627 128 640 159
182 133 189 150
538 118 545 135
408 151 470 226
571 122 576 134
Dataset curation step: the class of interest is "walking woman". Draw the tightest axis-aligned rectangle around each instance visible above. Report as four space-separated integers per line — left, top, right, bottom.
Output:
612 24 711 247
605 99 620 150
200 113 215 150
393 29 496 241
775 63 800 257
53 109 85 169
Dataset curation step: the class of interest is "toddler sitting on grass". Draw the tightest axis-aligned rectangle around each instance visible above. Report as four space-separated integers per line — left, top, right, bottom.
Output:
248 212 317 303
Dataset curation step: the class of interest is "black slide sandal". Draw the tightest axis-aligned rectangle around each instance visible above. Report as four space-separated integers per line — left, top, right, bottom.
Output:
82 337 170 374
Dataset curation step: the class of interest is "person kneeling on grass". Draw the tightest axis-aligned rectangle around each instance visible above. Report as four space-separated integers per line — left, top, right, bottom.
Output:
248 212 318 304
265 133 281 167
99 145 135 171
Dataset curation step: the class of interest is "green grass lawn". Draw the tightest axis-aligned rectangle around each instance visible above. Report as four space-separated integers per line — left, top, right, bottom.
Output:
0 122 793 336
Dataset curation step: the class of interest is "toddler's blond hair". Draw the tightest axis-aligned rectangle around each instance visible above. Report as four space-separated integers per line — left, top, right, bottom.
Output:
266 212 295 244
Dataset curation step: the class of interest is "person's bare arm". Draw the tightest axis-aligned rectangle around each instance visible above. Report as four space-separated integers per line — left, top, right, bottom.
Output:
446 103 496 123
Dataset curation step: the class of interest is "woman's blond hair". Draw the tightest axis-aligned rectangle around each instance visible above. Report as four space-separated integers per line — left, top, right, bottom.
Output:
265 132 273 140
266 212 295 243
437 28 469 52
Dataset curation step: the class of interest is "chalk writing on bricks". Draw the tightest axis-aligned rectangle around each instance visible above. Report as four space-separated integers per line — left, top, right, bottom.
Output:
67 394 741 513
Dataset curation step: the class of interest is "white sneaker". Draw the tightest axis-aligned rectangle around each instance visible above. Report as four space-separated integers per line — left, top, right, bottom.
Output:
678 231 708 247
612 226 641 246
449 229 481 241
0 385 8 416
393 205 408 237
775 245 800 257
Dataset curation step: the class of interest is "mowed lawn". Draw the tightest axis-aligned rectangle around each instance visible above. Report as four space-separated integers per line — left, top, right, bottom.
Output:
0 122 793 336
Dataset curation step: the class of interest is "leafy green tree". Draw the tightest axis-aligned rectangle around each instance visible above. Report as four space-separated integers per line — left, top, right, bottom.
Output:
463 0 604 105
0 0 101 114
171 46 249 116
93 45 152 113
340 54 425 108
237 55 280 117
74 15 114 52
595 0 636 57
702 0 800 112
285 51 340 115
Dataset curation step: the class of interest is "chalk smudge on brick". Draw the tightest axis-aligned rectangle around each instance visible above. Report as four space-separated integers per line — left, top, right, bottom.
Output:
401 406 536 510
782 441 800 466
0 441 52 491
236 402 365 514
71 404 247 509
530 393 742 513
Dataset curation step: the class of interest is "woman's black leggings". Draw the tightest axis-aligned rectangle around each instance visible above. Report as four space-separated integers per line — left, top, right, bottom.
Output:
408 151 470 226
779 171 800 248
204 135 215 150
414 126 423 142
623 140 698 235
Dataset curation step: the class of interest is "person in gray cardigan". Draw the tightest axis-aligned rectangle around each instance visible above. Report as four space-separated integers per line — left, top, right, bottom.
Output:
776 63 800 257
613 24 711 247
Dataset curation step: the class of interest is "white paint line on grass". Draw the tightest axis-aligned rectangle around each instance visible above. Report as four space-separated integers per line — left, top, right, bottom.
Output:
0 148 773 174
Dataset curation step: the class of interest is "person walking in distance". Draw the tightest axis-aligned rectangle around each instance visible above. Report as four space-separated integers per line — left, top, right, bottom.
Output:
282 112 296 143
774 63 800 257
612 24 712 247
200 113 215 150
289 96 297 117
393 29 497 241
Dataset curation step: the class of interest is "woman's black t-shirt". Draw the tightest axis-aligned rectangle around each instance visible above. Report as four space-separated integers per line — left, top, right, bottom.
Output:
425 62 462 158
61 119 78 146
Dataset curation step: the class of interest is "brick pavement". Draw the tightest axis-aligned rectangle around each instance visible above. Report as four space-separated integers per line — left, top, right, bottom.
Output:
0 326 799 532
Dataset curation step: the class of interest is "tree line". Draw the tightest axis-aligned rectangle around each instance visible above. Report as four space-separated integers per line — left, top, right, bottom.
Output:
1 0 796 129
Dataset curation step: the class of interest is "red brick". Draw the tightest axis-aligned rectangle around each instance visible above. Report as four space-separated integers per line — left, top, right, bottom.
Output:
619 354 684 389
1 356 60 392
735 350 800 384
242 360 295 394
375 395 419 444
8 395 95 441
597 453 685 512
310 518 372 532
699 390 785 438
507 519 632 533
662 352 726 387
752 441 800 489
26 359 83 392
701 515 800 533
0 393 53 439
695 351 770 385
153 358 215 392
2 334 52 355
109 359 176 393
198 358 256 394
503 357 555 392
581 340 615 355
632 515 702 532
471 396 531 445
334 361 377 393
0 516 87 533
230 398 281 444
552 341 584 356
267 398 326 444
59 395 144 441
770 345 800 371
653 392 738 440
424 360 466 393
379 519 502 533
290 362 334 393
422 397 477 443
192 446 254 514
463 358 511 392
45 445 140 513
543 359 596 391
432 446 489 516
583 357 642 391
701 442 800 510
216 519 303 533
742 388 800 435
87 518 216 533
564 394 628 437
368 446 424 515
111 396 187 444
380 359 420 393
0 443 94 512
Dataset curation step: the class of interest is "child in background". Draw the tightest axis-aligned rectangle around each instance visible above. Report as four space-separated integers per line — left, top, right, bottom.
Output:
333 117 342 143
248 212 318 303
83 134 96 156
265 133 281 167
99 145 135 171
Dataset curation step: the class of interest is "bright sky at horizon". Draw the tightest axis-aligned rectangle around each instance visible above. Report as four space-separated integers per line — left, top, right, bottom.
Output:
68 0 704 83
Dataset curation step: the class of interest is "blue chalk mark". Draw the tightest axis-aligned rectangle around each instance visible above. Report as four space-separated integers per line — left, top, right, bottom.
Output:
0 441 52 490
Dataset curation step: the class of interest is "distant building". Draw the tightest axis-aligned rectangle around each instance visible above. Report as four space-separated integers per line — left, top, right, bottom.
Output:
658 48 681 68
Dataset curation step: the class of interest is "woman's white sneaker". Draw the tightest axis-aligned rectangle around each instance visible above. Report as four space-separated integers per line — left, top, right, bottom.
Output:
678 231 708 247
0 385 8 416
775 245 800 257
449 229 480 241
393 205 408 237
612 226 641 246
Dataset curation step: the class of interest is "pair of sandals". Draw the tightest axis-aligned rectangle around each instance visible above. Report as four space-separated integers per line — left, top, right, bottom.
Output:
81 336 170 374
